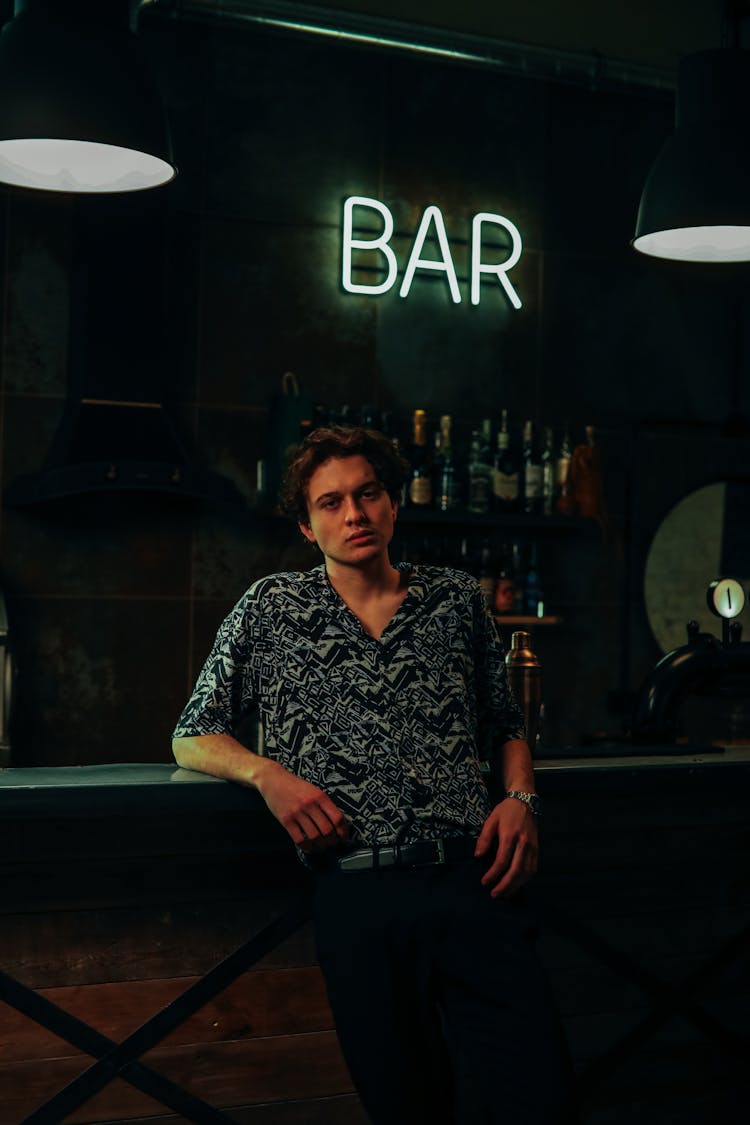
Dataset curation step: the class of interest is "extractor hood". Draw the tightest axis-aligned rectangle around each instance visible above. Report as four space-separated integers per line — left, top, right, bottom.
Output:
5 396 244 507
5 191 244 509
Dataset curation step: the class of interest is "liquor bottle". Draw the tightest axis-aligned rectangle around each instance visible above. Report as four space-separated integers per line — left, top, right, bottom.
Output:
523 543 544 617
521 420 542 515
407 409 433 508
493 542 517 615
492 409 520 513
467 429 492 515
511 540 525 614
311 402 329 434
436 414 460 512
479 418 493 463
432 428 444 475
430 426 444 509
541 426 555 516
394 440 409 507
555 422 574 514
360 403 381 430
477 539 496 611
569 424 605 521
382 413 409 507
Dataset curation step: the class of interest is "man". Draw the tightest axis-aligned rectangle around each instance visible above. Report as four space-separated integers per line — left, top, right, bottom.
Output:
173 425 572 1124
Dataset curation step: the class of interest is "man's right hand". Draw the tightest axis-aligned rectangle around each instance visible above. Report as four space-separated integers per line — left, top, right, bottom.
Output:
254 757 350 852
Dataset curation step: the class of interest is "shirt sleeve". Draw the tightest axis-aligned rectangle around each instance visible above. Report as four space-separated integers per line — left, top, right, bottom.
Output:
172 580 274 739
471 582 526 750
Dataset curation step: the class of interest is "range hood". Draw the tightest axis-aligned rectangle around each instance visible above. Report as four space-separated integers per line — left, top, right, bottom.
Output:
5 192 244 509
5 397 244 507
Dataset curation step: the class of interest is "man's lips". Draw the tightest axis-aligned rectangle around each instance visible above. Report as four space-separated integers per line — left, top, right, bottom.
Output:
347 530 375 543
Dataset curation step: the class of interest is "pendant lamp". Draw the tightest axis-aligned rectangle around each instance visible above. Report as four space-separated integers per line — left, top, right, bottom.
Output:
633 48 750 262
0 0 176 193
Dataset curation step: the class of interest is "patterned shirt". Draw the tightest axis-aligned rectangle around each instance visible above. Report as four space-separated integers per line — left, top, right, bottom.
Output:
173 563 525 847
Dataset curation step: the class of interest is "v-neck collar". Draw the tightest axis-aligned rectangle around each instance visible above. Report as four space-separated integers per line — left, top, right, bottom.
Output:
310 562 427 642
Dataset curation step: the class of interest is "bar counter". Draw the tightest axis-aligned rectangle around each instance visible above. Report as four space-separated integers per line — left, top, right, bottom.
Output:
1 751 748 1124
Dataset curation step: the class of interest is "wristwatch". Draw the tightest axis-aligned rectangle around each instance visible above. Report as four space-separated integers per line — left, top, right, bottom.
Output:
505 790 543 816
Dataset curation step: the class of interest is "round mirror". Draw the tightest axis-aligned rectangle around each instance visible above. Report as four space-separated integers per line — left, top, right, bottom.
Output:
644 480 750 654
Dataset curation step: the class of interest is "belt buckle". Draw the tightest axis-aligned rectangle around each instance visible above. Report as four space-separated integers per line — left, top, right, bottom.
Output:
419 838 446 866
338 849 372 872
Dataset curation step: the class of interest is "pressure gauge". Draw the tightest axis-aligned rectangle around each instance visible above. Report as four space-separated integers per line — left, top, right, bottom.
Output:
706 578 745 620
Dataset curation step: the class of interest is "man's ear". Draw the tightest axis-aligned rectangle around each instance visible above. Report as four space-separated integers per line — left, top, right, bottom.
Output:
299 520 316 545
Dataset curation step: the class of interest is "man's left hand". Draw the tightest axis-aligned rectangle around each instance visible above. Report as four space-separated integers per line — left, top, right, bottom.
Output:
475 797 539 898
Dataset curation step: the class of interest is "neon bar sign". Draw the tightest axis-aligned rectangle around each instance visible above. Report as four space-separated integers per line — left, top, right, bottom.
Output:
342 195 523 309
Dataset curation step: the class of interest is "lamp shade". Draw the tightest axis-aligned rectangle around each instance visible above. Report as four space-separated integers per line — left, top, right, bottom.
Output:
0 0 176 193
633 49 750 262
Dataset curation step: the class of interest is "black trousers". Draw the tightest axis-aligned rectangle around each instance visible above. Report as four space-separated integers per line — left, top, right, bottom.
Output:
313 856 575 1125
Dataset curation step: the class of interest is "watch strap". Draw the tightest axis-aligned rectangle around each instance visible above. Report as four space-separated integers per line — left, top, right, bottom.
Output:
505 789 542 816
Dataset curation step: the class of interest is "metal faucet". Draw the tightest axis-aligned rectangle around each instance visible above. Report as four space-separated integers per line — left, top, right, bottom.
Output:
629 579 750 744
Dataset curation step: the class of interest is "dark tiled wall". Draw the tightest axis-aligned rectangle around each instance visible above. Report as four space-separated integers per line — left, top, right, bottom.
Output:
0 17 747 766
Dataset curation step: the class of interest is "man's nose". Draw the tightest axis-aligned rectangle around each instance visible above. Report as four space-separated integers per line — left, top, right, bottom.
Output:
343 496 366 522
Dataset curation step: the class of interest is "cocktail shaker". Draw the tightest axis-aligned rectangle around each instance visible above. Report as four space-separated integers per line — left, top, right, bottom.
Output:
505 630 542 754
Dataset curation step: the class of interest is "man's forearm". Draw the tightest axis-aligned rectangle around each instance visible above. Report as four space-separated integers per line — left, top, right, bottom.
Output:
498 737 537 793
477 736 540 896
174 732 350 851
172 732 275 790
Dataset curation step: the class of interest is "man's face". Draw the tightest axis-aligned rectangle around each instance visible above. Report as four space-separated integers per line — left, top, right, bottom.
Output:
300 455 397 567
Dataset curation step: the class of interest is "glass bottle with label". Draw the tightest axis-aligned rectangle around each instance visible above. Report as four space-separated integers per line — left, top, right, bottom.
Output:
360 403 381 430
382 412 409 507
494 541 517 615
467 429 492 515
492 409 520 513
511 540 525 613
541 426 555 516
555 422 574 514
478 538 496 611
432 427 444 482
479 418 493 463
521 419 542 515
436 414 460 512
408 409 433 508
523 542 544 617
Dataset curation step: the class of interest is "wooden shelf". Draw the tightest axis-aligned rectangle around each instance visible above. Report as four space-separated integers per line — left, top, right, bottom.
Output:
396 509 590 531
252 505 592 534
494 615 563 626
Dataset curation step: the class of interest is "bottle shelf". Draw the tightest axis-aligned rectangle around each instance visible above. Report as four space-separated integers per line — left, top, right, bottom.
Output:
495 615 563 627
396 508 589 531
252 503 591 534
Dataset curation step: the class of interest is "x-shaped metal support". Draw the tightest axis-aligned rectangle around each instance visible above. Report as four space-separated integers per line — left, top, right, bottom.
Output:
1 893 312 1125
538 904 749 1100
4 888 745 1121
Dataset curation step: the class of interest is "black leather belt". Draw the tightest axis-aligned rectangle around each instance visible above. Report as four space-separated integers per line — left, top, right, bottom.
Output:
326 835 478 873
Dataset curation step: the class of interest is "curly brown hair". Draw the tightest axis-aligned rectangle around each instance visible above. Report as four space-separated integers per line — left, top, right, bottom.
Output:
279 425 410 524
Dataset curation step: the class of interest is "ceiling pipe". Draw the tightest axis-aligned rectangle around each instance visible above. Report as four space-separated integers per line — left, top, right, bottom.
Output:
151 0 675 94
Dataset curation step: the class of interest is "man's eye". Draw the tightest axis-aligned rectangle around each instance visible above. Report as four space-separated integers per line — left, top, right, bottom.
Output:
361 488 379 499
321 499 338 509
